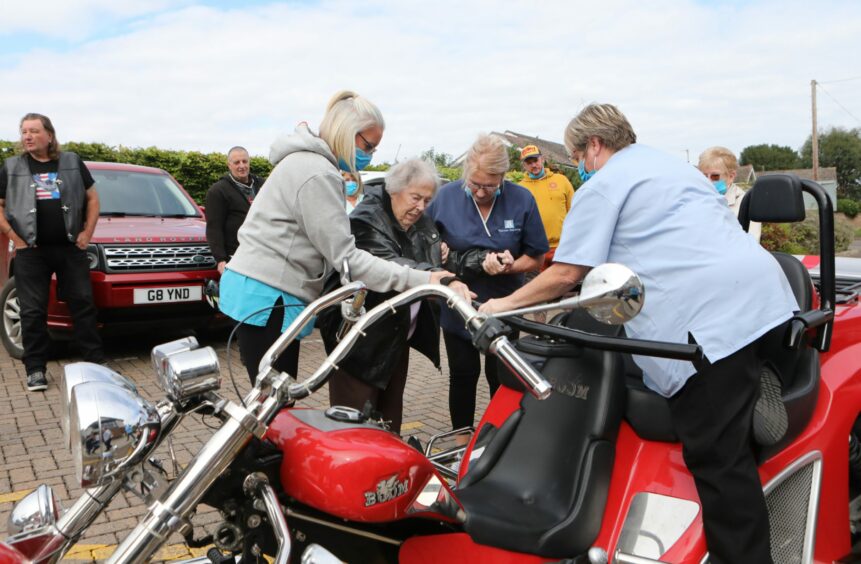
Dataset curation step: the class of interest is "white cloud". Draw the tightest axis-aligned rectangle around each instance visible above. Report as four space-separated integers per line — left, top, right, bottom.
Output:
0 0 859 166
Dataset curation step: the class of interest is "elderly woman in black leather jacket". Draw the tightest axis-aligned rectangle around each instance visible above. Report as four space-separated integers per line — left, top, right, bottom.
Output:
320 158 467 433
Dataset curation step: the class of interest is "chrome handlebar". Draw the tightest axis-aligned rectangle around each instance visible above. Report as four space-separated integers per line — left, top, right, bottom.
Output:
107 282 552 563
287 284 552 402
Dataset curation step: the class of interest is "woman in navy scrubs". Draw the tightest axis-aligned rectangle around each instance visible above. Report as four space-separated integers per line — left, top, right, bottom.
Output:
427 134 548 434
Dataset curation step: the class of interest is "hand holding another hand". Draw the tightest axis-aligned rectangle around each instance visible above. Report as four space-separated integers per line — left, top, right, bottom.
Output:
483 250 513 275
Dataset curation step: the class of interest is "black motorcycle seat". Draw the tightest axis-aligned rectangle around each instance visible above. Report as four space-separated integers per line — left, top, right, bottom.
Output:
624 251 819 451
457 345 625 558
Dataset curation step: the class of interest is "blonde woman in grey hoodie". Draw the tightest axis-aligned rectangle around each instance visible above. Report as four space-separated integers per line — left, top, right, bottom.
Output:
220 91 467 384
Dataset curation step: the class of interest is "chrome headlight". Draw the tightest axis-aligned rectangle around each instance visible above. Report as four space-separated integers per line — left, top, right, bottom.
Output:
151 336 199 381
161 347 221 401
61 363 137 449
69 381 161 488
6 485 61 536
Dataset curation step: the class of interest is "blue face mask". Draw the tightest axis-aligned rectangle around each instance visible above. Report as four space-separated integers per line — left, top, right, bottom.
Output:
527 169 545 180
712 179 727 195
578 159 596 183
338 147 374 172
344 180 359 197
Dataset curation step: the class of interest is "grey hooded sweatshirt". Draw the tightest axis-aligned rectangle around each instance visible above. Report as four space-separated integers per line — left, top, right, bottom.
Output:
226 124 429 303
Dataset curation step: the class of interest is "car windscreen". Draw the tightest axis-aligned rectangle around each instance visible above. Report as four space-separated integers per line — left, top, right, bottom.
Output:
90 170 200 217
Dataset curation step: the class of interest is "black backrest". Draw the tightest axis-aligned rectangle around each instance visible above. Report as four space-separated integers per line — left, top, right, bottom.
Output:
741 173 806 224
771 252 813 312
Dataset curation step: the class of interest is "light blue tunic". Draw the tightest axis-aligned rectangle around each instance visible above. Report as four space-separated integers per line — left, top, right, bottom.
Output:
554 144 798 397
219 269 314 339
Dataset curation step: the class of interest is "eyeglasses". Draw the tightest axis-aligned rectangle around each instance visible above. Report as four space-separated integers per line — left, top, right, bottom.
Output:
704 172 722 181
466 179 500 192
357 131 378 155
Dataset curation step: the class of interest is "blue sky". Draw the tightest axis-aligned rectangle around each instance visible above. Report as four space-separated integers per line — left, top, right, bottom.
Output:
1 0 859 164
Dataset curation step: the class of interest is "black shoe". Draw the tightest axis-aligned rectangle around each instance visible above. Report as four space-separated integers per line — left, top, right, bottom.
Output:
27 371 48 391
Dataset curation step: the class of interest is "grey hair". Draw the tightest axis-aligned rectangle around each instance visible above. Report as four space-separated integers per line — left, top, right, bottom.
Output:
564 103 637 154
226 146 248 161
385 158 440 195
462 133 510 181
319 90 385 181
698 146 738 174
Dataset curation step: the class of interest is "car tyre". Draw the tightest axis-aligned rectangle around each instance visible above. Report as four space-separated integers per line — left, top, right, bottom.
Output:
1 276 25 359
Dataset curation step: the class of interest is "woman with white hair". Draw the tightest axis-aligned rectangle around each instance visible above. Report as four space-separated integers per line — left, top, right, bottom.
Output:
319 157 463 432
698 146 761 242
219 92 460 384
427 134 548 436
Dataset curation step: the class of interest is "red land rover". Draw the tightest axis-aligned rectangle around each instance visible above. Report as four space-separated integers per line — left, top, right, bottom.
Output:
0 161 222 358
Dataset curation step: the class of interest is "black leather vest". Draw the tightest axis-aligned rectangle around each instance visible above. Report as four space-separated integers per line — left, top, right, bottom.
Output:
4 152 87 246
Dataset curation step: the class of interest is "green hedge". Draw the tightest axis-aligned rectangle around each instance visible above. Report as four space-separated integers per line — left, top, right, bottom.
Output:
0 141 273 204
761 215 854 255
837 198 860 218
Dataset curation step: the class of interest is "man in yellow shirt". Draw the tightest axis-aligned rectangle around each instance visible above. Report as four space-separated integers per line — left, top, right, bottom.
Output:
518 145 575 270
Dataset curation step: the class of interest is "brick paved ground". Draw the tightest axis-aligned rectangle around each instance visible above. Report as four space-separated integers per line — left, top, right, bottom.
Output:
0 327 490 562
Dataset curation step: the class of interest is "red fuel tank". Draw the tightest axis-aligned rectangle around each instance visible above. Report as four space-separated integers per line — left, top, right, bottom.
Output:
266 408 459 523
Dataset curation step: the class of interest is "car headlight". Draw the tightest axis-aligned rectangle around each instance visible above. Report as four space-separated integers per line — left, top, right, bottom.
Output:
86 244 100 270
61 363 138 449
69 381 161 488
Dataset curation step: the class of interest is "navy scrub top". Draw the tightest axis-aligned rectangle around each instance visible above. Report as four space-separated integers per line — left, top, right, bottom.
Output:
427 179 549 337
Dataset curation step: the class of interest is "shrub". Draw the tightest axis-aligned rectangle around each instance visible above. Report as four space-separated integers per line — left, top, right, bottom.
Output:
837 198 860 218
763 215 854 255
760 223 790 252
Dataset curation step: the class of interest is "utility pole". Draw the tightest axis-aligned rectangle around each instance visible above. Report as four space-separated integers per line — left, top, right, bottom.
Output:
811 79 819 181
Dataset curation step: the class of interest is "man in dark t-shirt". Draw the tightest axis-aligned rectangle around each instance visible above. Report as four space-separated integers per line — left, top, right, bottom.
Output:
0 113 105 391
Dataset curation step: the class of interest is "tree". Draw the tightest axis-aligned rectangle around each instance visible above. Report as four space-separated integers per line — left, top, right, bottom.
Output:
420 147 456 168
800 127 861 199
739 144 800 171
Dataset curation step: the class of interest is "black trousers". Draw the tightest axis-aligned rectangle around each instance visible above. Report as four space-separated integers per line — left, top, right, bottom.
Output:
236 298 300 386
15 245 104 374
328 344 410 434
444 330 501 430
668 339 773 564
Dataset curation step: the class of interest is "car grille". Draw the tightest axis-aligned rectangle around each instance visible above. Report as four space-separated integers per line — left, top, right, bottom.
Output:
103 244 216 272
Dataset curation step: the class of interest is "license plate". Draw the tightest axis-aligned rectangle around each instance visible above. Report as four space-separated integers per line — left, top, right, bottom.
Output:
133 286 203 304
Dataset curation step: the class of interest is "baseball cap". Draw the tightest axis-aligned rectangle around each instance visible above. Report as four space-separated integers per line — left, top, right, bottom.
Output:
520 145 541 160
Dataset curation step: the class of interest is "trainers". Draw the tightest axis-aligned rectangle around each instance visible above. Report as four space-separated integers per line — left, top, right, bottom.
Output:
27 371 48 391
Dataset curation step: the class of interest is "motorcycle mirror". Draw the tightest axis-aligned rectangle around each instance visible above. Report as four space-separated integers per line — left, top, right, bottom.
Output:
61 362 139 449
6 485 62 536
492 263 645 325
69 381 161 488
576 263 645 325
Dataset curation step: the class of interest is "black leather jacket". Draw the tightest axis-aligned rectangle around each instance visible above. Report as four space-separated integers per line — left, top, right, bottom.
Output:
318 185 442 389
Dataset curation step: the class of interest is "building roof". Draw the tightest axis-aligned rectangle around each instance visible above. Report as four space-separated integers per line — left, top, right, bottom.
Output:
755 166 837 182
736 164 755 184
452 130 574 169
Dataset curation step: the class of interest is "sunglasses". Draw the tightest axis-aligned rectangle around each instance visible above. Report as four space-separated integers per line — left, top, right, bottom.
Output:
705 172 722 181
